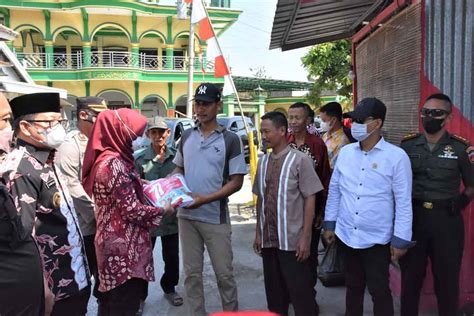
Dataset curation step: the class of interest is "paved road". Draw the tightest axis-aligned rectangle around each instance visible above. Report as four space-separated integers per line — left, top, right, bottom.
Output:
86 175 436 315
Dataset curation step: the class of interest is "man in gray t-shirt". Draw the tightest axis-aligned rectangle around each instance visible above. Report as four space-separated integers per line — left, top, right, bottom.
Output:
173 83 247 316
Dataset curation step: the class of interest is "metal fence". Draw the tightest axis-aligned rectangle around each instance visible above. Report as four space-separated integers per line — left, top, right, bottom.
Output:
425 0 474 126
15 51 212 72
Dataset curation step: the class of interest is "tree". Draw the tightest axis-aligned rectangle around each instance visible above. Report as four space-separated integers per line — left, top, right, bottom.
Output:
301 40 352 107
249 66 270 79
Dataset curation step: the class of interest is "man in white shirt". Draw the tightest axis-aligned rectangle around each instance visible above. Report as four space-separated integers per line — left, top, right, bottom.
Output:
323 97 413 316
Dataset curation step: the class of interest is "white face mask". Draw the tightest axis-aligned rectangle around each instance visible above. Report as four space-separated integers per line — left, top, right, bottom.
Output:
36 124 67 149
351 121 376 142
0 126 13 153
320 121 331 132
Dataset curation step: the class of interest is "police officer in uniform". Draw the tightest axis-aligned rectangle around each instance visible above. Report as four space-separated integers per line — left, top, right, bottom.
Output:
4 93 91 315
56 96 108 300
400 93 474 316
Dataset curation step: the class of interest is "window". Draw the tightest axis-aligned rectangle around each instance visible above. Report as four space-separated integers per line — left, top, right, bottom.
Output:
211 0 230 7
236 120 245 130
182 121 193 130
139 48 158 56
174 50 185 69
53 46 66 54
71 46 82 68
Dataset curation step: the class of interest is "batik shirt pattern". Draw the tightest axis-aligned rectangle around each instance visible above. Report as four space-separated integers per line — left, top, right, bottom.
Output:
322 128 350 169
0 143 90 301
93 156 164 292
288 132 331 216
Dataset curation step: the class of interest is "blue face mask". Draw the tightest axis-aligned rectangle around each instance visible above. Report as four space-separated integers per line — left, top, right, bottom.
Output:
351 121 376 142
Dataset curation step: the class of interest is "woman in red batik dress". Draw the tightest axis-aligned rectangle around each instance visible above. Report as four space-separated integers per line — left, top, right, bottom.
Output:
82 108 173 316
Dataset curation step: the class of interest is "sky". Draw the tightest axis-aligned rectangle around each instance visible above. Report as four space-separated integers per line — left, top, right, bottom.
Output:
160 0 310 81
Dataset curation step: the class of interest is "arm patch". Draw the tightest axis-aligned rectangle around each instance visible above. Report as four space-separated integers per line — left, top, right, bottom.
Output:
467 146 474 164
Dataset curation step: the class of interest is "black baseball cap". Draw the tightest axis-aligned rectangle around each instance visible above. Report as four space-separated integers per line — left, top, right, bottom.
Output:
345 97 386 122
194 83 221 103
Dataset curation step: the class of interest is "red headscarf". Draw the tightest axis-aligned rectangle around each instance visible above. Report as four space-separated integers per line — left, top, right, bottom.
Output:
82 108 147 197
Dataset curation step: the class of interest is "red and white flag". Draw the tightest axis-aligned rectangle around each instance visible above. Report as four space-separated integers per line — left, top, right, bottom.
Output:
187 0 233 95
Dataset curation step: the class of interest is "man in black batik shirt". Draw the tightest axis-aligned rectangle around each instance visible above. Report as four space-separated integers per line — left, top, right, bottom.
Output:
2 93 90 315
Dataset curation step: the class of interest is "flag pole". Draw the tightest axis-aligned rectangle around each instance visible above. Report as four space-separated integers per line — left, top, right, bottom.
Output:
199 0 249 135
199 0 258 204
186 4 195 118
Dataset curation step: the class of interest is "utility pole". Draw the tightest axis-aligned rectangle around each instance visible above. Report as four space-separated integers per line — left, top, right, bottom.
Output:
186 4 195 118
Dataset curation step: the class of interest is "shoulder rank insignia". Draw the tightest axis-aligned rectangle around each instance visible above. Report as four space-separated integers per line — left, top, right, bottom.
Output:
451 134 470 146
467 146 474 164
402 133 420 142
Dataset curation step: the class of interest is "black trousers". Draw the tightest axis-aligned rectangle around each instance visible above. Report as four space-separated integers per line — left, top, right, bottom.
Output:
339 241 393 316
142 233 180 300
400 206 464 316
84 234 100 298
98 278 146 316
51 286 91 316
309 227 322 290
262 248 318 316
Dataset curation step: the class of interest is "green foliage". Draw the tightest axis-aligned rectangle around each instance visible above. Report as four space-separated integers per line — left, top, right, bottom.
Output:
301 40 352 107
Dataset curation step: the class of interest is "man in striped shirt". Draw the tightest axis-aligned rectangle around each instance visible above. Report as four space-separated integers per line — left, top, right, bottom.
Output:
253 111 324 316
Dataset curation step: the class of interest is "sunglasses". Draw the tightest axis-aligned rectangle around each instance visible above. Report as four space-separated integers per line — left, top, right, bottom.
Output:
420 108 450 117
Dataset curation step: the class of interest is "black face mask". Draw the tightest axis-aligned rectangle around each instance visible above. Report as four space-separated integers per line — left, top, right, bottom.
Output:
84 115 95 124
422 116 445 134
82 112 97 124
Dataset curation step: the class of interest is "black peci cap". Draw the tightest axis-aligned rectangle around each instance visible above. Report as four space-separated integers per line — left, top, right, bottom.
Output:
345 97 386 122
194 83 222 103
10 93 61 119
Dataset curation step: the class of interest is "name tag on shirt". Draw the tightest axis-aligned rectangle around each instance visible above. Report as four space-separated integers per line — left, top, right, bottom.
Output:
45 178 56 189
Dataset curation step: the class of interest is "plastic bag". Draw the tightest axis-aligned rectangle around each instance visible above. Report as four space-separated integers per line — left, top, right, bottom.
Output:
318 242 345 287
143 174 194 208
459 302 474 316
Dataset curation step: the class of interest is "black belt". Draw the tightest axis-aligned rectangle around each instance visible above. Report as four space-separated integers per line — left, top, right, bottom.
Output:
413 199 452 210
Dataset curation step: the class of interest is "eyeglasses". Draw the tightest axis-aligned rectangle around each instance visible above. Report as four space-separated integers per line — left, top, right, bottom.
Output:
27 119 69 129
420 108 450 117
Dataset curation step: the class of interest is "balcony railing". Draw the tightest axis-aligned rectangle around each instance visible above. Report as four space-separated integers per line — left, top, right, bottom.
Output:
15 51 212 72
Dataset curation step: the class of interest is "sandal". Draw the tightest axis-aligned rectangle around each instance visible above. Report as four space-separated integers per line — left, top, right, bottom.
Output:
164 292 184 306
